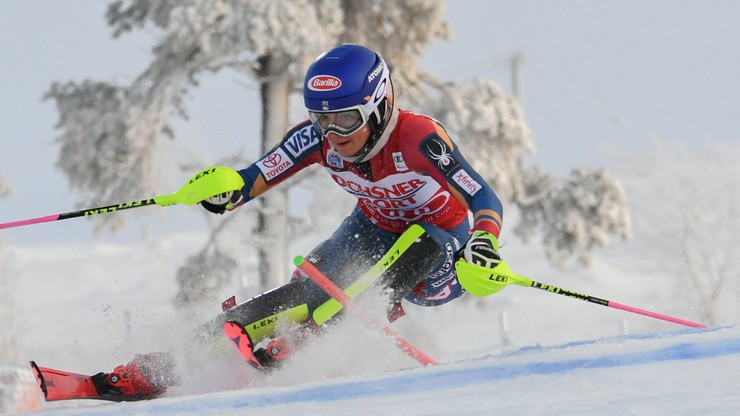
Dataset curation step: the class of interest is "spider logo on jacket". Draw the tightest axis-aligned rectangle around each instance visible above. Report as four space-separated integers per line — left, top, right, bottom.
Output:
422 135 459 175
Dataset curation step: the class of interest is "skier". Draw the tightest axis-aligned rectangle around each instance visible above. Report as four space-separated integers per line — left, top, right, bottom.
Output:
32 43 505 401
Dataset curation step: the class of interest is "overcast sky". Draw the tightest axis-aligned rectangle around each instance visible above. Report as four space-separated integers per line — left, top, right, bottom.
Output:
1 0 739 245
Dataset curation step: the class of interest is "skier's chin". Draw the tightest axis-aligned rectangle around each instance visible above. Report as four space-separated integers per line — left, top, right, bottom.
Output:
331 141 360 157
327 132 368 157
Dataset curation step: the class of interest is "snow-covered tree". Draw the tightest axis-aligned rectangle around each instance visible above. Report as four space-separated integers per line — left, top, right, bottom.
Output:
46 0 341 295
46 0 629 309
0 175 10 199
45 0 450 305
614 141 740 325
336 0 449 97
0 176 16 364
0 247 17 364
514 167 630 268
428 78 631 269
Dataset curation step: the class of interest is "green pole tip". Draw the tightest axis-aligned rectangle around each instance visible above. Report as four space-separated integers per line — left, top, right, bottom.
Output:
293 256 305 266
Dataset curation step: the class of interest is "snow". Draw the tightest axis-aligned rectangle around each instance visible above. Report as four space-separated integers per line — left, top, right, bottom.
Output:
4 230 737 415
18 326 740 415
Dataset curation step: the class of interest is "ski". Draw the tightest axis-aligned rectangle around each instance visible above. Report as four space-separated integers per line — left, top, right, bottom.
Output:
30 361 113 402
223 321 264 369
30 352 178 402
222 321 297 371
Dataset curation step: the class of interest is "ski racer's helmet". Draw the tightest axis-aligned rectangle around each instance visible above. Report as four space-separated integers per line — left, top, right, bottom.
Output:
304 44 396 163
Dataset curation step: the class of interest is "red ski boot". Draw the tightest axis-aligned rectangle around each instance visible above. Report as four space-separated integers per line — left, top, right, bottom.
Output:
91 352 179 401
252 337 292 369
31 352 179 402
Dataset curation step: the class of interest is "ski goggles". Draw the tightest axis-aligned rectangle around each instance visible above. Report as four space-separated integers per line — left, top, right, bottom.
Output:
308 106 368 137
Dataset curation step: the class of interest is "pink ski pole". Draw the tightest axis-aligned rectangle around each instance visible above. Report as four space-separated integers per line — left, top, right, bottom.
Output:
0 166 245 230
0 199 157 230
518 278 707 328
457 258 707 328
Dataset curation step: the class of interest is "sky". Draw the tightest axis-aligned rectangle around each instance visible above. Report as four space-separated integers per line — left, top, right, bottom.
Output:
1 0 740 246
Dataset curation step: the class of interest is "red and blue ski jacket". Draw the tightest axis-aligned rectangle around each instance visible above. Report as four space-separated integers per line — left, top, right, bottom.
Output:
236 110 504 238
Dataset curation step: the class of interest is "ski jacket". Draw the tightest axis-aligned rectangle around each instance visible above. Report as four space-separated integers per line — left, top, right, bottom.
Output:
237 110 503 238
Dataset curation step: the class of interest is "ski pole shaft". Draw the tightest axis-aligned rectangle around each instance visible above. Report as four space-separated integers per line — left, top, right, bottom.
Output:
295 256 437 366
456 260 707 328
517 274 707 328
0 166 246 231
0 199 156 230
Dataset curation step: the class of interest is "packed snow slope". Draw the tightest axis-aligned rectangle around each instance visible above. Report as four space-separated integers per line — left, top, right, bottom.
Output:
23 326 740 415
9 232 736 415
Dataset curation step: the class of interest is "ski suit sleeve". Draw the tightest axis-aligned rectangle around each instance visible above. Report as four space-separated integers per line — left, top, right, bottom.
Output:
236 120 323 203
403 117 503 238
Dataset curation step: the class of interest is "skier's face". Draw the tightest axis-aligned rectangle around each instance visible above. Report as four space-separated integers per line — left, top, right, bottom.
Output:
325 125 371 157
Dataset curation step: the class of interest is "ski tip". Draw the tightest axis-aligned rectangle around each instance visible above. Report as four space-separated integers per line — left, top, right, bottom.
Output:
222 321 244 340
29 361 49 401
293 256 305 266
222 321 264 370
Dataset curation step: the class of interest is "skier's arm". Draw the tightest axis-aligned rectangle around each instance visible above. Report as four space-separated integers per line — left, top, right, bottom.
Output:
418 133 503 268
404 120 504 237
403 118 503 268
201 121 323 214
